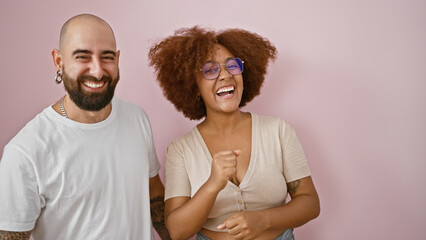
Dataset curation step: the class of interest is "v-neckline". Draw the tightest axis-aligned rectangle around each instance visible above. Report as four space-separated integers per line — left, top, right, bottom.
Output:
193 113 257 189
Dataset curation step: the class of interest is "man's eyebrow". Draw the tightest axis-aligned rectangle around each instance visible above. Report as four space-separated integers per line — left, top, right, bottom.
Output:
72 50 116 56
102 50 116 56
72 49 93 55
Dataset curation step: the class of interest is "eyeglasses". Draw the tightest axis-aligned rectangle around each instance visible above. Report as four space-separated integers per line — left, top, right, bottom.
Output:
200 57 244 80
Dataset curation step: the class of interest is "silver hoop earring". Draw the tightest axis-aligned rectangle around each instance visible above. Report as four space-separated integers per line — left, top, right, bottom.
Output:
55 69 63 84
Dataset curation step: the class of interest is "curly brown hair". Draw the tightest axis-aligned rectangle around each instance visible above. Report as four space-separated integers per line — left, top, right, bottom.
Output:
148 26 277 120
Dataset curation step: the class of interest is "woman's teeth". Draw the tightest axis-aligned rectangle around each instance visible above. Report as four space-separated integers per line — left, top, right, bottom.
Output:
216 86 235 96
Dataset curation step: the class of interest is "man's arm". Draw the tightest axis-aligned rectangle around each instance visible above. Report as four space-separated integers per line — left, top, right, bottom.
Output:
149 174 171 240
0 230 31 240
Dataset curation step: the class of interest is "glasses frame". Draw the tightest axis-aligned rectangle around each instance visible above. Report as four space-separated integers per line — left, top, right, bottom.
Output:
199 57 244 80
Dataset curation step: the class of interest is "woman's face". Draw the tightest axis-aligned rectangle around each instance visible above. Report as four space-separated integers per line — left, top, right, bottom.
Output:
196 44 244 116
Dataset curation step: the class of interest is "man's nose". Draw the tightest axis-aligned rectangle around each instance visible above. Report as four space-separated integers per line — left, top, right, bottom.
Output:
89 58 103 80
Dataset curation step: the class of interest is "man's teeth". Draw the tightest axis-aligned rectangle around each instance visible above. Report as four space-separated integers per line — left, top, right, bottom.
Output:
83 82 104 88
216 86 235 94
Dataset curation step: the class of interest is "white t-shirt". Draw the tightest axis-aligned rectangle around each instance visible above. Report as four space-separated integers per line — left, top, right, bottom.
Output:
165 113 311 231
0 97 161 240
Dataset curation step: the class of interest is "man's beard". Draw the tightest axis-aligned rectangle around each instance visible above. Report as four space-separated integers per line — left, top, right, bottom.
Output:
62 68 119 111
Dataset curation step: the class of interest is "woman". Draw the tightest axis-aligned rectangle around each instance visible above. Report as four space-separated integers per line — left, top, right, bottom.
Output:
148 26 320 240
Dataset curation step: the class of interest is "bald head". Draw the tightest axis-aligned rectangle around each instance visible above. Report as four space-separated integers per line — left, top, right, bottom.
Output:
59 14 117 51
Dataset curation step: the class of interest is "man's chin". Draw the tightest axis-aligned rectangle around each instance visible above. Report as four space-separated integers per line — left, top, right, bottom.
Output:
69 92 113 112
77 101 111 112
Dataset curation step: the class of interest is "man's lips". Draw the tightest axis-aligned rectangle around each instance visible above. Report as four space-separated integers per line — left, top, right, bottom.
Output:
81 81 106 91
83 81 105 88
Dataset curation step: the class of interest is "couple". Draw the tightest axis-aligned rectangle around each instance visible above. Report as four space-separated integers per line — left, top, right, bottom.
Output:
0 14 319 240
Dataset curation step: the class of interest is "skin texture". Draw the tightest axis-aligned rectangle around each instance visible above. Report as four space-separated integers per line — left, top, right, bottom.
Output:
149 175 171 240
0 231 31 240
288 180 301 194
164 45 320 240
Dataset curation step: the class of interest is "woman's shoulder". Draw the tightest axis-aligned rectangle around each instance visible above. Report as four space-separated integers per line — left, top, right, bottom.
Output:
167 126 200 150
250 113 298 138
251 112 287 126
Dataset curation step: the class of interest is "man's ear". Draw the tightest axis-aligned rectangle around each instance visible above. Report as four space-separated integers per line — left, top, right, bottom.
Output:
116 50 120 66
52 49 63 70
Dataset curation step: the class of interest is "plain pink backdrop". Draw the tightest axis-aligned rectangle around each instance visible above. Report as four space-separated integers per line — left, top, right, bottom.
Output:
1 1 425 239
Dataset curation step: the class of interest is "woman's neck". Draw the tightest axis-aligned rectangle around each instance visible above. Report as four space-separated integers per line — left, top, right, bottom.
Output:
199 110 250 135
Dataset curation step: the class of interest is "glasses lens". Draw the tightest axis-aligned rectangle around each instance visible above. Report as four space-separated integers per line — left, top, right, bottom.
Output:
226 58 244 75
202 61 220 80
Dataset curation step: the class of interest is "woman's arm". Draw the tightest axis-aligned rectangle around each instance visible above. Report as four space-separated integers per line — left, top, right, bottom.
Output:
219 176 320 239
165 150 240 240
165 184 219 240
266 176 320 229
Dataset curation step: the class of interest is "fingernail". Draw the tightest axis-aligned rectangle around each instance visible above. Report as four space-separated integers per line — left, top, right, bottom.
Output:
217 223 226 229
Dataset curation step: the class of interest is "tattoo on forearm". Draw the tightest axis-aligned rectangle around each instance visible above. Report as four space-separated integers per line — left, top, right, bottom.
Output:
288 180 301 194
0 230 31 240
150 195 171 240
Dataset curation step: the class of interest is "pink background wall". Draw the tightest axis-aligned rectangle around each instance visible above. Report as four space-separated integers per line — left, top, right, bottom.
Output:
1 1 425 239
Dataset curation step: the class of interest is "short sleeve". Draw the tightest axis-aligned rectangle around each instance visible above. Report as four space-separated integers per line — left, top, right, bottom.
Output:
139 109 161 178
0 144 42 231
164 141 191 200
148 139 161 178
280 120 311 182
148 142 161 178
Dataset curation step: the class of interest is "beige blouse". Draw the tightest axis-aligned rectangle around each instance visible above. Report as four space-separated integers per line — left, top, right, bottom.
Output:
165 113 311 231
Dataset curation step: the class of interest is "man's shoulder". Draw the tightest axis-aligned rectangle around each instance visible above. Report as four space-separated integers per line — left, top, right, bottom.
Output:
4 106 56 155
10 107 54 139
112 98 153 131
114 97 147 116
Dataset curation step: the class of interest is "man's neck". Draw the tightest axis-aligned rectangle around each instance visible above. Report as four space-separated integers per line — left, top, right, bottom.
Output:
52 95 112 123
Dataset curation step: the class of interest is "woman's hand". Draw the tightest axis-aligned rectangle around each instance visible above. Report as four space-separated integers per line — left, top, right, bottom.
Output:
207 150 241 192
216 176 320 240
217 211 267 240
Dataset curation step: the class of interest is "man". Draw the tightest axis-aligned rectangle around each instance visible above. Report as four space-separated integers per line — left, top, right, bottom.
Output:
0 14 170 239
